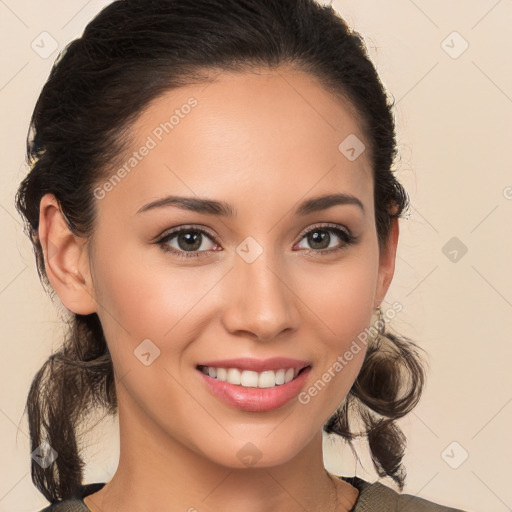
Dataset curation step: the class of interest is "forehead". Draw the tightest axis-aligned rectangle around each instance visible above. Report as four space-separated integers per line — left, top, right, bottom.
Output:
97 67 373 220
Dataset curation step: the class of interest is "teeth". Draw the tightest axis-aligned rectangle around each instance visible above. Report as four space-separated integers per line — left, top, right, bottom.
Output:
227 368 241 385
200 366 303 388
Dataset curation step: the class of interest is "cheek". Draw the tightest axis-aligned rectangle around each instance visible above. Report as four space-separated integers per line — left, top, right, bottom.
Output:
90 238 221 356
91 225 379 363
302 249 379 347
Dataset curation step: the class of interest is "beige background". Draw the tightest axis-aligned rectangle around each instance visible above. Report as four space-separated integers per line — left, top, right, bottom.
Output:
1 1 511 511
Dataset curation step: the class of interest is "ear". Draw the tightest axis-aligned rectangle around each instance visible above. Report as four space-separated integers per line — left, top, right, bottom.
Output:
375 215 399 308
38 193 97 315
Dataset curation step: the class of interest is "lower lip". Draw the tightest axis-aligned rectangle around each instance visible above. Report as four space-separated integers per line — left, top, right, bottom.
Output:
197 367 312 412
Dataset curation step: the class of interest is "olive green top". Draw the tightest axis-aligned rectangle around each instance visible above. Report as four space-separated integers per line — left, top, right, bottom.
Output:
38 476 469 511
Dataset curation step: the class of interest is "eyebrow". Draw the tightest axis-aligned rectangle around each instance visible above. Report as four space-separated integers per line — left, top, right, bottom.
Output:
136 193 365 216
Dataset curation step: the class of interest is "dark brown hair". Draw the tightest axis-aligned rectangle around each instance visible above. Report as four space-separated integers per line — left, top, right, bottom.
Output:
15 0 426 503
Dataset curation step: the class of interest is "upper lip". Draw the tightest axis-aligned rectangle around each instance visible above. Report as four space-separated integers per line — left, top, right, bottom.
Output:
196 357 311 373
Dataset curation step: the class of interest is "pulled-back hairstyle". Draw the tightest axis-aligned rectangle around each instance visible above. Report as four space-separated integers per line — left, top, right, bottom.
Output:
15 0 426 503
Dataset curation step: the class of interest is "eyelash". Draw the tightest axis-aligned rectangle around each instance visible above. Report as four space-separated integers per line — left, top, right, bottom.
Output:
155 223 358 260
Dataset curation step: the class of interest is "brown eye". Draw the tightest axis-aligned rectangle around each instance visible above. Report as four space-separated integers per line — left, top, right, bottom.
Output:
296 225 356 254
157 227 219 258
174 231 205 251
305 229 332 250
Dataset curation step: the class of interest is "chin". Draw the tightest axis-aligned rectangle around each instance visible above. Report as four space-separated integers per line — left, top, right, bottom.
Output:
189 431 316 470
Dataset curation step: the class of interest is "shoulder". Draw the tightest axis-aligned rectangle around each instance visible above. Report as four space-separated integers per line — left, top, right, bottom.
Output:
341 476 469 512
35 483 105 512
37 498 88 512
396 490 468 512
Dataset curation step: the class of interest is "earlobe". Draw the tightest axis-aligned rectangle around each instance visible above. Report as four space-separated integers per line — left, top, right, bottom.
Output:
38 193 97 315
376 216 400 307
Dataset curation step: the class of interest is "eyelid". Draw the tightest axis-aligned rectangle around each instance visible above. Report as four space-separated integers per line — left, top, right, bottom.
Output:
153 224 217 243
296 222 351 240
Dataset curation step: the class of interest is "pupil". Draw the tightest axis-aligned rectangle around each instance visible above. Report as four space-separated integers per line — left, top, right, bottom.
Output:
309 230 329 249
179 232 201 251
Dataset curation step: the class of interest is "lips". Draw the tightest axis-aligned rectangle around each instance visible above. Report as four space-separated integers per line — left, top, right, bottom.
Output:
195 357 312 412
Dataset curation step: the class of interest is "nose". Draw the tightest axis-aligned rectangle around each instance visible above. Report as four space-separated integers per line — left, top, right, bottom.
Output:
221 250 301 342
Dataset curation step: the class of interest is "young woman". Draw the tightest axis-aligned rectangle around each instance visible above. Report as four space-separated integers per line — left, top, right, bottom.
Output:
16 1 468 510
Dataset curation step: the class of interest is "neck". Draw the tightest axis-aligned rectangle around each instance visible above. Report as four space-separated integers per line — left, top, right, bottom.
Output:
85 387 358 512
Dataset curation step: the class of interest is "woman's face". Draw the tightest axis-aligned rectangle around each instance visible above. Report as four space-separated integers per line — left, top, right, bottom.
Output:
48 67 398 469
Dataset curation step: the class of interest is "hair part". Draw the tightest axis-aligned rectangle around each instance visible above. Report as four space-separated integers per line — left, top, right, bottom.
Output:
16 0 425 502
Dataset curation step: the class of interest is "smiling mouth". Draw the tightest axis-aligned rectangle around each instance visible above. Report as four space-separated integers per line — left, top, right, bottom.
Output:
196 365 311 389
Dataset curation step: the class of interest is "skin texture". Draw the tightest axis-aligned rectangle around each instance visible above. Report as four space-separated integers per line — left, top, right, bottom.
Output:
38 67 399 512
